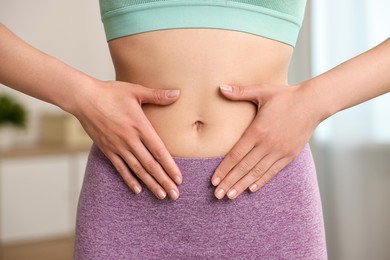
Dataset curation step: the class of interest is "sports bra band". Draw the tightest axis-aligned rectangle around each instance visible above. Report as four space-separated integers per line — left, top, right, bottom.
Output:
99 0 307 47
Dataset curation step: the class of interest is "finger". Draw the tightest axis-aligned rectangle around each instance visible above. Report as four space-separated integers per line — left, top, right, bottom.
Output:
219 84 263 105
121 149 170 200
211 131 254 187
213 147 267 199
224 153 281 199
140 122 182 185
139 86 180 105
249 157 291 193
128 141 180 201
108 153 142 195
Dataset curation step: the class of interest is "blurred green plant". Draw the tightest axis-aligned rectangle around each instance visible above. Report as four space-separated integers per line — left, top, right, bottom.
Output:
0 94 27 129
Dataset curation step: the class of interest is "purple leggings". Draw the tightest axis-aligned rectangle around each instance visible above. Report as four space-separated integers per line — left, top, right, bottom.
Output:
74 143 327 259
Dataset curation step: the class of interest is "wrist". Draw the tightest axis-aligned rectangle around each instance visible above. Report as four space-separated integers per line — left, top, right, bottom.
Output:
57 74 100 117
296 80 335 125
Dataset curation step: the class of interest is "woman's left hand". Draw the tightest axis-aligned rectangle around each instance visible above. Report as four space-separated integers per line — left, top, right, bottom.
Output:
211 83 325 200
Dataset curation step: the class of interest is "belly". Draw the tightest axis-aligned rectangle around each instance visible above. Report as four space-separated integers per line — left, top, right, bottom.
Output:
108 29 293 157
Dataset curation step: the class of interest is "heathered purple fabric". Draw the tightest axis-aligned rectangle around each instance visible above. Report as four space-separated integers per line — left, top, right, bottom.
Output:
74 143 327 260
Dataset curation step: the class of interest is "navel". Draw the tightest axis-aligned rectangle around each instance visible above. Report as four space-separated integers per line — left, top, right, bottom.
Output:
193 120 204 132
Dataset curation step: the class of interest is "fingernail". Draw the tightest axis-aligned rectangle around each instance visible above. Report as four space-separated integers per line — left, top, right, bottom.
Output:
220 84 233 92
157 188 167 199
133 185 142 194
249 183 258 192
169 189 179 200
174 175 182 185
215 188 225 199
212 177 221 186
166 90 180 98
227 189 237 199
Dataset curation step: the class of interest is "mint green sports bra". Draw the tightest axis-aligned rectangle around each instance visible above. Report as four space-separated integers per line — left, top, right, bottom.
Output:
99 0 307 47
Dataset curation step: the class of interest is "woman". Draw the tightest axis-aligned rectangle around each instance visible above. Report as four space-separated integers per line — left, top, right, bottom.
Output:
1 0 389 259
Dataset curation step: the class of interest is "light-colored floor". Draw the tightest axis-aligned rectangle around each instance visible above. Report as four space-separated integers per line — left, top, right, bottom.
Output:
1 236 74 260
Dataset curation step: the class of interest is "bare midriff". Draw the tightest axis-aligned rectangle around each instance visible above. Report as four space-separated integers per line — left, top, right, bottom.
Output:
108 29 293 158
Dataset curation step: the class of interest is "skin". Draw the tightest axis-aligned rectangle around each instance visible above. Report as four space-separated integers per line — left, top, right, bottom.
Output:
1 23 389 201
106 28 293 200
0 24 184 200
212 38 390 199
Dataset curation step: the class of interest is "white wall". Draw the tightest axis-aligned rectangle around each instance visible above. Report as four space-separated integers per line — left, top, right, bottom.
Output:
0 0 115 146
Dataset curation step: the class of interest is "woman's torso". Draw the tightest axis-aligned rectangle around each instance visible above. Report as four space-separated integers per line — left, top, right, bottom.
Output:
108 28 293 157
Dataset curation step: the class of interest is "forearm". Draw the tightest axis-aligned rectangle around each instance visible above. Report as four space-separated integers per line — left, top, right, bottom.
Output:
302 38 390 121
0 23 96 114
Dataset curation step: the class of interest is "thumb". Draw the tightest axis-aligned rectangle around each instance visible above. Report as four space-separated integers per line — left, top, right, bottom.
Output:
219 84 262 105
140 88 180 105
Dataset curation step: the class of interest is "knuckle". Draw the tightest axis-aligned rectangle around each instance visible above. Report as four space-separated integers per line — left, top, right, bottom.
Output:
124 121 140 132
228 149 244 164
153 147 167 161
112 164 137 187
153 89 165 103
237 160 251 175
279 143 291 155
285 150 296 159
144 159 160 174
130 163 144 176
134 121 150 136
100 147 113 158
252 124 267 137
115 164 129 175
279 146 296 160
290 148 300 158
264 135 277 147
251 165 266 178
236 85 245 96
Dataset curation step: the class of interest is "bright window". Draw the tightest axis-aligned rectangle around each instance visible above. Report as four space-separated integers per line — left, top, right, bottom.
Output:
311 0 390 143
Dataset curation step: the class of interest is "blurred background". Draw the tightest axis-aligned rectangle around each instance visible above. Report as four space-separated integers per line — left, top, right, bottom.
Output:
0 0 389 259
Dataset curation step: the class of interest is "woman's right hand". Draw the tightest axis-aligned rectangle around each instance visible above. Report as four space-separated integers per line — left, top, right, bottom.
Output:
71 79 182 200
0 24 180 200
